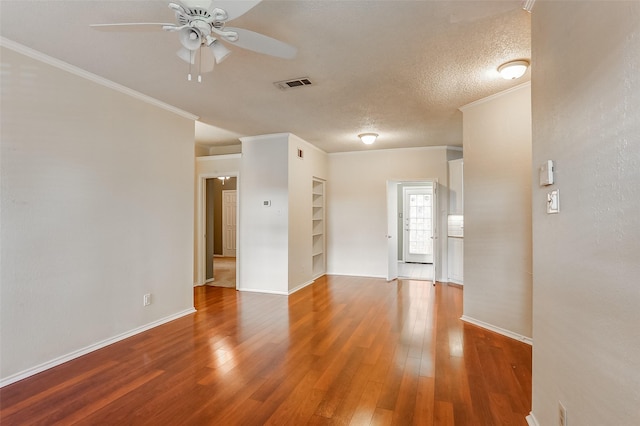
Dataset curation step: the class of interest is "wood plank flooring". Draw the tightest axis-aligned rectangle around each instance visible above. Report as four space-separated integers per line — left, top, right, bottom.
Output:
397 262 433 281
208 256 236 288
0 276 531 425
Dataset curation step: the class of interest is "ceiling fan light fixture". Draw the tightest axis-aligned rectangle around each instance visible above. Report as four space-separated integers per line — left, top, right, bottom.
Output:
359 133 378 145
179 27 202 50
176 47 195 64
209 39 232 63
498 60 529 80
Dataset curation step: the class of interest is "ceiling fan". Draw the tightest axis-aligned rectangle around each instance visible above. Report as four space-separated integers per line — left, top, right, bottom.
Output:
90 0 297 81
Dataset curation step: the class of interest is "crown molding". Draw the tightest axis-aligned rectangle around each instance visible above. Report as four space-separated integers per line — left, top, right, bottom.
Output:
0 37 199 121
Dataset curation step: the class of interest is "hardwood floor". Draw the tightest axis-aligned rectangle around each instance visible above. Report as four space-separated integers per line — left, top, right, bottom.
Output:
208 256 236 288
0 276 531 425
397 262 433 281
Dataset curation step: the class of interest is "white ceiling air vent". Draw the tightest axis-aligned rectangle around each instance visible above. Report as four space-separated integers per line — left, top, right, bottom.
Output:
274 77 313 90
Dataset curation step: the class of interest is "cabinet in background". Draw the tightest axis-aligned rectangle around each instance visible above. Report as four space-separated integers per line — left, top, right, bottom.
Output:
448 158 463 284
448 237 464 284
449 159 464 214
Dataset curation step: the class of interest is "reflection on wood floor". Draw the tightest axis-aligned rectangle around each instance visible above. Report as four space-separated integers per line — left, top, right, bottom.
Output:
208 256 236 288
0 276 532 425
398 261 433 281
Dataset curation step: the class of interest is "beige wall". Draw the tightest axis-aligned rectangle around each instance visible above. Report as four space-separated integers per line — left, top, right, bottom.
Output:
327 147 452 280
1 46 195 384
460 84 532 340
195 144 210 157
530 2 640 425
239 134 290 293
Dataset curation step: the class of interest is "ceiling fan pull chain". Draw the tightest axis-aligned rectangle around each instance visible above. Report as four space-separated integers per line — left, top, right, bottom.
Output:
198 48 203 83
187 50 193 81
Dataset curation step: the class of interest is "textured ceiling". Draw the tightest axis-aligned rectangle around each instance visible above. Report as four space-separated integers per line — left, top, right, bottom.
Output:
0 0 531 153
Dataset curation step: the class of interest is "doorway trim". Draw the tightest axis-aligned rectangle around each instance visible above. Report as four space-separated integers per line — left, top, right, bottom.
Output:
387 178 439 283
196 172 240 287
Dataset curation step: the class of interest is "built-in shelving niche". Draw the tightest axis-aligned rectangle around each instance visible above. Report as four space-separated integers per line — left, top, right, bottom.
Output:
312 178 326 278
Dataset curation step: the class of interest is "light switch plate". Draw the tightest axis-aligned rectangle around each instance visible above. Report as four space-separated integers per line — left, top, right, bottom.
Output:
547 189 559 214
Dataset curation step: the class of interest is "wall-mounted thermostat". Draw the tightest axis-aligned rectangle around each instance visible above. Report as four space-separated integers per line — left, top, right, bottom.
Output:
539 160 554 186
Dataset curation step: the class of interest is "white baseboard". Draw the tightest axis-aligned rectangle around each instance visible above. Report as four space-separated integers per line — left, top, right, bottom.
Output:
237 287 288 296
447 278 464 285
460 315 533 345
288 280 314 295
0 308 196 388
326 272 387 279
526 412 540 426
235 280 314 296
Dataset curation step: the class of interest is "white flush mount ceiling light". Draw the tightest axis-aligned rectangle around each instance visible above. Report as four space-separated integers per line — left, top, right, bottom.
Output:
498 60 530 80
359 133 378 145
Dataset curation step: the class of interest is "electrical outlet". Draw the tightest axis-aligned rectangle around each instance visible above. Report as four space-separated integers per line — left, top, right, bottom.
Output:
143 293 151 306
559 401 567 426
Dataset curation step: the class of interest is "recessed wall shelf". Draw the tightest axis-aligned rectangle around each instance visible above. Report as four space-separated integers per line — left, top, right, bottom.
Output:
312 178 326 278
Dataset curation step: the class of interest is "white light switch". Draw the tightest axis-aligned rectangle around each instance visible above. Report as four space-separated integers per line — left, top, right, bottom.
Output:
547 189 559 214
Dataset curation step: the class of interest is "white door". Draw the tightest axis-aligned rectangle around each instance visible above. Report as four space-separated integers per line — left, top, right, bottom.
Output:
403 186 434 263
222 190 237 257
386 181 398 281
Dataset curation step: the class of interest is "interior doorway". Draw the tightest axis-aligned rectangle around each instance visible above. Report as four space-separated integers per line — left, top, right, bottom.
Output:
202 176 237 288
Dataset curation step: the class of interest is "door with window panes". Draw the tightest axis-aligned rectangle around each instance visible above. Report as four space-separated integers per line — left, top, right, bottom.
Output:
403 186 434 263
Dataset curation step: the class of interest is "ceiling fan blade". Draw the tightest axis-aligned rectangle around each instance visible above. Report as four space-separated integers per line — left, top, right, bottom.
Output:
223 27 297 59
90 23 173 32
211 0 262 21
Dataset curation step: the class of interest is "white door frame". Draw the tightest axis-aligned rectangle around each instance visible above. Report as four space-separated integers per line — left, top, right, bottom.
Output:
196 172 240 286
387 179 439 283
386 181 399 281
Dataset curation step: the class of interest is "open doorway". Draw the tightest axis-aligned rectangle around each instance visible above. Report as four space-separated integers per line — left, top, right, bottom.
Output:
387 180 437 282
203 176 237 288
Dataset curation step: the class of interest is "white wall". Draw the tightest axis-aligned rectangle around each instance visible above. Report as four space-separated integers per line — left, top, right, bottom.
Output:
0 46 195 384
239 134 289 294
460 84 532 341
530 2 640 425
238 133 327 294
327 147 452 280
288 134 328 292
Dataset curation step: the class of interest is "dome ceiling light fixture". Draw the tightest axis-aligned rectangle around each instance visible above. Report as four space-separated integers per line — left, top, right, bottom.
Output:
498 60 530 80
358 133 378 145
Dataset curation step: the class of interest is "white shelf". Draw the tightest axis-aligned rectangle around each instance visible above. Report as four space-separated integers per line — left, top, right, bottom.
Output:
312 178 325 278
